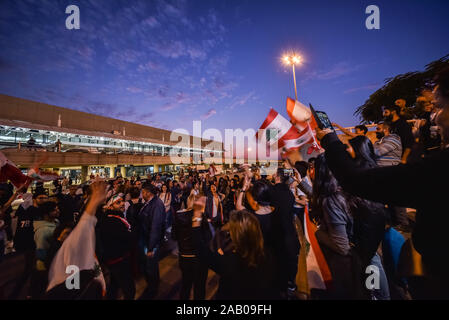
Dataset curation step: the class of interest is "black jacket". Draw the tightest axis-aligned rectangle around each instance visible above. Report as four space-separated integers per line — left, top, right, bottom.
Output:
205 193 224 225
139 196 166 252
322 132 449 274
125 199 143 232
172 209 211 256
13 204 38 252
270 183 300 255
57 194 82 224
97 210 134 264
192 227 279 300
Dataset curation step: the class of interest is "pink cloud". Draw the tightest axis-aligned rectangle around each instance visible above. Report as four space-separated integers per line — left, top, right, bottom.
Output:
201 108 217 120
344 84 381 94
126 87 143 93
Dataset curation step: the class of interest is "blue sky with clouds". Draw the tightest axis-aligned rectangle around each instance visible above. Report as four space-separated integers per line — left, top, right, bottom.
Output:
1 0 449 135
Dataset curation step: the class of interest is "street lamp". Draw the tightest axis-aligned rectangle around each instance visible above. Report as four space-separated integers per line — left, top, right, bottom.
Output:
282 53 302 101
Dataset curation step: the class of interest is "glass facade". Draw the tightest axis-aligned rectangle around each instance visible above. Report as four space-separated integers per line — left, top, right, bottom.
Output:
0 125 222 157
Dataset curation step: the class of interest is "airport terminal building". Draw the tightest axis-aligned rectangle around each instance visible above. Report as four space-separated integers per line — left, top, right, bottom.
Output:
0 94 224 181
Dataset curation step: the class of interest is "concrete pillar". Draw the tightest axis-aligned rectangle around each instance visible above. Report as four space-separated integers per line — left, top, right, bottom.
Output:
81 166 89 183
107 165 115 178
120 166 127 178
153 164 159 173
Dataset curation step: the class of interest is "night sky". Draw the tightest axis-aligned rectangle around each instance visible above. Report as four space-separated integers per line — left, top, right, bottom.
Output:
1 0 449 137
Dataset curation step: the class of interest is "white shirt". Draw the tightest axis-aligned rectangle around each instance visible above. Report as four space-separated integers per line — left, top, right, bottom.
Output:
212 196 218 218
47 214 105 293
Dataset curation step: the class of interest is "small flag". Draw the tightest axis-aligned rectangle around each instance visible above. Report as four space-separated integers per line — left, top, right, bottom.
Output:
286 97 321 154
0 152 33 188
257 108 307 151
27 168 61 182
209 164 217 177
286 97 312 125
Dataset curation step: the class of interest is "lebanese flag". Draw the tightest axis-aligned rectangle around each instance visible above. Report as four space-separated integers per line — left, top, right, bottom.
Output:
0 152 33 188
286 97 312 126
257 108 310 151
304 205 332 290
286 97 321 154
208 164 217 177
27 168 61 182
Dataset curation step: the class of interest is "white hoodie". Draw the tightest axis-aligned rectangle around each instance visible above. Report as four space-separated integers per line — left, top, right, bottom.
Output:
46 214 106 294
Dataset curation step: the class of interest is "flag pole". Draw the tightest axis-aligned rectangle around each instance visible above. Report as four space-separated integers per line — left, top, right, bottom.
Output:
292 64 298 101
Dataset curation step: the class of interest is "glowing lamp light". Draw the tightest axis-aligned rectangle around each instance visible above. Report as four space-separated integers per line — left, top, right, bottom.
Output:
282 53 302 66
282 56 291 65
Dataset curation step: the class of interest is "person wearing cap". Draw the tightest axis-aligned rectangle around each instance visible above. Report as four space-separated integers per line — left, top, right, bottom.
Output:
97 193 136 300
138 183 165 298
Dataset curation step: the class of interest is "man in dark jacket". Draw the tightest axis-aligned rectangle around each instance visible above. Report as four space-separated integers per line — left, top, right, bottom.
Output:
170 180 182 212
316 67 449 299
97 194 135 300
270 168 300 299
138 183 165 298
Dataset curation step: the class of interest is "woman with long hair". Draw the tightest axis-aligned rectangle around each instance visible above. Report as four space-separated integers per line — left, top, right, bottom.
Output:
159 183 172 234
204 184 225 229
346 136 390 300
223 178 237 218
312 154 357 299
192 202 279 300
236 178 278 251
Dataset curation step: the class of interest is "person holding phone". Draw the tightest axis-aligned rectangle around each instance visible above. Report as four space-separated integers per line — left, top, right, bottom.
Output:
314 67 449 299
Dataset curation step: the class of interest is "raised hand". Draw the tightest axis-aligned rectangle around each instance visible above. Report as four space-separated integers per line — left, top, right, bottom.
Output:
293 168 302 183
316 127 334 141
84 178 108 216
193 196 206 219
242 174 251 192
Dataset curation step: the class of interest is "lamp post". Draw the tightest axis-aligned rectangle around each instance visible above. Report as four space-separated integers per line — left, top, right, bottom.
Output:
282 54 302 101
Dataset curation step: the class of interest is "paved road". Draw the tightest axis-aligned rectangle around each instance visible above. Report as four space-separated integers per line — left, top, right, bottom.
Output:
0 238 219 300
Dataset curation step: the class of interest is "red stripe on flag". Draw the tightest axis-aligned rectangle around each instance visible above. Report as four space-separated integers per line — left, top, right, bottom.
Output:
258 108 278 130
305 206 332 289
256 108 279 140
286 97 296 121
0 163 33 189
281 125 301 141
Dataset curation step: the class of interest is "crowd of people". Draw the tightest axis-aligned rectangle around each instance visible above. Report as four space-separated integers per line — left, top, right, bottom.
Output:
0 67 448 300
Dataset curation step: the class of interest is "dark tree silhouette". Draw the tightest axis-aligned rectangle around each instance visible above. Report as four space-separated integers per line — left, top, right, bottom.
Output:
355 54 449 123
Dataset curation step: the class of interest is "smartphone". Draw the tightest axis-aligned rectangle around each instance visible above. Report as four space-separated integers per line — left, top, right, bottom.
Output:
310 104 334 130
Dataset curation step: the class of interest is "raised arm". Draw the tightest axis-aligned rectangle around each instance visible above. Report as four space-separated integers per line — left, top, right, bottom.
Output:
235 173 251 211
319 131 432 209
0 187 22 217
84 180 108 216
332 123 357 138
